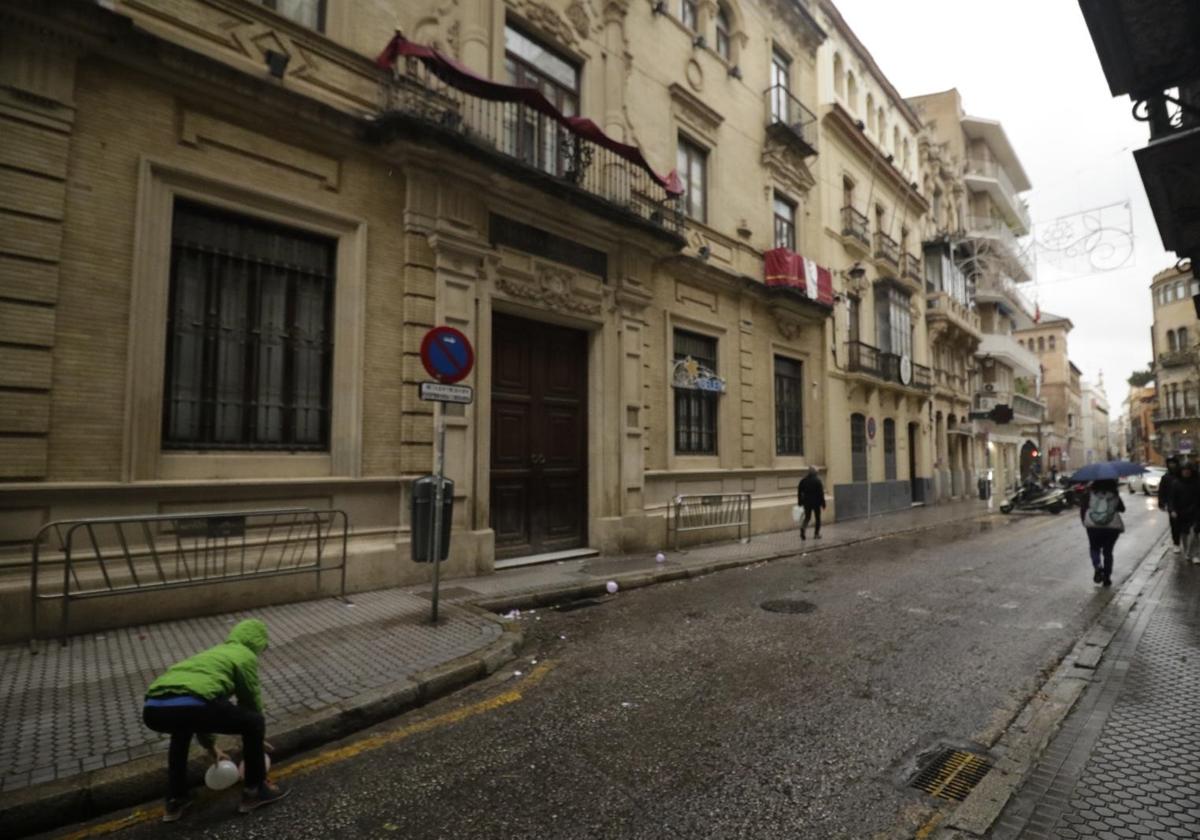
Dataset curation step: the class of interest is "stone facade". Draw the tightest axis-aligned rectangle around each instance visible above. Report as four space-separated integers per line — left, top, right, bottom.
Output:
1150 265 1200 459
0 0 1045 629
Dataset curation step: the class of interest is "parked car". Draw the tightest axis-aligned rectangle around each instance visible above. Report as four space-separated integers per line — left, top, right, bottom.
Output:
1129 466 1166 495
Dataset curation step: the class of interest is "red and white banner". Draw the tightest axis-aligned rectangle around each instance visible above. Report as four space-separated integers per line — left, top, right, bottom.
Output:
764 248 834 307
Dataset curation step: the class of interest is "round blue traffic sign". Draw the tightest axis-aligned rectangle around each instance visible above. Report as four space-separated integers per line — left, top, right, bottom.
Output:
420 326 474 384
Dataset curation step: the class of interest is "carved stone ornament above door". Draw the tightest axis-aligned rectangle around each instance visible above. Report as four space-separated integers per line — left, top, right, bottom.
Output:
495 263 603 317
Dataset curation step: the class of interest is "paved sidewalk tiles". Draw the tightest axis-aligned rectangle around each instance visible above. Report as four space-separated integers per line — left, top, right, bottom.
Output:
989 555 1200 839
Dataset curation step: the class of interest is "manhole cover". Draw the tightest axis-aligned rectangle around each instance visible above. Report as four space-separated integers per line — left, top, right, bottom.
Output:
910 749 993 801
760 598 817 614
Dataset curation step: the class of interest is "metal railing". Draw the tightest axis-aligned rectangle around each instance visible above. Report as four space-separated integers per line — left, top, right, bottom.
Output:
1012 393 1046 422
1158 349 1196 368
380 63 683 234
1154 407 1200 423
874 231 900 267
668 493 752 551
965 157 1032 230
964 216 1036 279
29 508 349 647
765 84 818 156
841 206 869 247
974 273 1036 319
926 291 981 333
904 252 923 283
845 341 932 391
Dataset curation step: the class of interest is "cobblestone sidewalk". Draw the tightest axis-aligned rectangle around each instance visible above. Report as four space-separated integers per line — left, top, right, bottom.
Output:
0 591 500 795
989 551 1200 839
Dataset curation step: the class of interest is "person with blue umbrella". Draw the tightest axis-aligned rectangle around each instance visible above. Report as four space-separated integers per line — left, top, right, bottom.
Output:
1072 461 1138 587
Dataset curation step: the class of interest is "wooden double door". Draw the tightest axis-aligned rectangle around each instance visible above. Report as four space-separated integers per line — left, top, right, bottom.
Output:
490 314 588 559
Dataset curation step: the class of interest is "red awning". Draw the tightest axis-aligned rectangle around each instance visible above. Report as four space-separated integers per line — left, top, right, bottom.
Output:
376 33 684 197
764 248 834 307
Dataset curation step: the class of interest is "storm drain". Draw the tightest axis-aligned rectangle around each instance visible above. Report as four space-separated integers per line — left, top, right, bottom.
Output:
760 598 817 614
910 749 993 801
556 598 605 613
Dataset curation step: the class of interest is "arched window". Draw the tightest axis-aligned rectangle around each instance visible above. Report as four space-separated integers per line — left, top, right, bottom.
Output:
715 5 732 61
883 418 897 480
902 137 911 171
1037 337 1045 352
1179 327 1189 349
893 126 901 157
847 72 858 112
866 93 876 132
1169 330 1179 351
850 413 867 482
680 0 698 30
878 107 886 141
833 52 845 98
1176 281 1186 300
1049 335 1056 351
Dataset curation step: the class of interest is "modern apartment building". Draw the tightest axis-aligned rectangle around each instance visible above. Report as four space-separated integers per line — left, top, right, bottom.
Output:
1150 265 1200 458
1080 377 1111 464
908 89 1042 496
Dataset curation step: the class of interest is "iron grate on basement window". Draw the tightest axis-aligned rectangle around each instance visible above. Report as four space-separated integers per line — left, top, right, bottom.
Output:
910 749 993 802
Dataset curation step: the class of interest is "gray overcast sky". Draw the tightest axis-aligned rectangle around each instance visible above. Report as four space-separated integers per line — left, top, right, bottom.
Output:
833 0 1171 414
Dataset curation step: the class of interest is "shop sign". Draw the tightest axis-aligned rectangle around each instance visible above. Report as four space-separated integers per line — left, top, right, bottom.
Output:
672 357 726 393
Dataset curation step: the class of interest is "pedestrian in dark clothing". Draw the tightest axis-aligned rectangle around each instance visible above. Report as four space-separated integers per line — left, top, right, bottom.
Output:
142 619 287 822
1080 478 1125 587
1170 462 1200 562
797 466 826 540
1158 459 1180 551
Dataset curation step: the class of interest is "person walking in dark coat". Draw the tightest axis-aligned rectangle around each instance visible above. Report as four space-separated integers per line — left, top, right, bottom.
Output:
1158 459 1180 552
1080 478 1126 587
1170 461 1200 562
797 466 826 540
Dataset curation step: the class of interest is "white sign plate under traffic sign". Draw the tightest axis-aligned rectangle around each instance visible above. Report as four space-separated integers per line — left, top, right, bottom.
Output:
420 381 474 404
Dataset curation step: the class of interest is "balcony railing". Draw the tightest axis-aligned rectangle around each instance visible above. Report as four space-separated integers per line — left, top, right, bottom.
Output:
904 252 922 283
1158 349 1196 368
973 273 1036 319
965 157 1032 230
926 291 981 335
1012 393 1046 422
765 84 818 157
874 231 900 268
841 206 869 247
846 341 932 390
1154 407 1200 423
964 216 1036 281
379 60 683 235
973 391 1046 422
934 368 969 392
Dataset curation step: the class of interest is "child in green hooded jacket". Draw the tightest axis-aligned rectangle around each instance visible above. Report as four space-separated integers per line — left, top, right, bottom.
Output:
143 618 287 821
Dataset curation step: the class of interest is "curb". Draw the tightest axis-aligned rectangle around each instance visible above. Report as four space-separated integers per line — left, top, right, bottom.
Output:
918 528 1172 840
0 620 522 839
475 512 1003 614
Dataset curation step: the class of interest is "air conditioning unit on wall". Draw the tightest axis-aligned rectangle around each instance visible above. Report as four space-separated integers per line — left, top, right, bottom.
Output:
984 383 996 393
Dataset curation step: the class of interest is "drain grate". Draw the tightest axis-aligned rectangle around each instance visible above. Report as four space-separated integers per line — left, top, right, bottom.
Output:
910 749 993 801
760 598 817 614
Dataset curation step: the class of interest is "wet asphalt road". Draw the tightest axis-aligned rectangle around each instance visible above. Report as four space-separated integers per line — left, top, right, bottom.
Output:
77 499 1166 840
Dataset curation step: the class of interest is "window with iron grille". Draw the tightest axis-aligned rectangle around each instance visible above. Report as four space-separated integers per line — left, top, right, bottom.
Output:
163 200 335 451
883 418 897 480
851 413 867 481
674 329 718 454
677 137 707 222
775 356 803 455
773 193 796 251
259 0 325 31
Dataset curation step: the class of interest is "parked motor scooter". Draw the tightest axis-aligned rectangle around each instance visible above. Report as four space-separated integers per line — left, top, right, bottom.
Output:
999 481 1069 514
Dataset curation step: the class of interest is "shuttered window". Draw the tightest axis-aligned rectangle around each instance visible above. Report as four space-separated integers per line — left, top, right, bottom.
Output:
883 418 897 480
851 413 867 481
163 201 335 450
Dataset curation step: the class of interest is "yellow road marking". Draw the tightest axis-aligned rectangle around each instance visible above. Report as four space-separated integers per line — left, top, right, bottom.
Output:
59 662 555 839
914 812 942 839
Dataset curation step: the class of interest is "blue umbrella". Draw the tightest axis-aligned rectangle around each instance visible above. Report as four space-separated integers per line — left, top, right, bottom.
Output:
1069 460 1146 482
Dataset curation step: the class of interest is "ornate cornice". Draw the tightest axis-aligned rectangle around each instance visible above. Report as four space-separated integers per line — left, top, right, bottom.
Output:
494 263 603 316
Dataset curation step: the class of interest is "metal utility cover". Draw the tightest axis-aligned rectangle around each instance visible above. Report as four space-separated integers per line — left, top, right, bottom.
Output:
910 748 993 801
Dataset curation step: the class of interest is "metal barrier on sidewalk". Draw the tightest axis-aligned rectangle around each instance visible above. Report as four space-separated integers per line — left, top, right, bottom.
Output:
667 493 752 551
29 508 349 648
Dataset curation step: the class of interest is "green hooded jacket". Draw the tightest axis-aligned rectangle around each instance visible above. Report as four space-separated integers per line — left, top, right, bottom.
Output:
146 619 269 712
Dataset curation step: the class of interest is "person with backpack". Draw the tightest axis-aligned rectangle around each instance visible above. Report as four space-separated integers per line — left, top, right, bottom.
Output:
142 619 287 822
1170 461 1200 562
1080 478 1125 587
797 466 827 540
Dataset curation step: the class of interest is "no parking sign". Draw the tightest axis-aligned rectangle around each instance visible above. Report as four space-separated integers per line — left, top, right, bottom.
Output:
420 326 474 384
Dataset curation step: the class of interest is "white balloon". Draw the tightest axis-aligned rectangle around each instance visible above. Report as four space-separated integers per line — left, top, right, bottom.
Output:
237 753 271 781
204 759 240 791
655 552 666 563
606 580 619 594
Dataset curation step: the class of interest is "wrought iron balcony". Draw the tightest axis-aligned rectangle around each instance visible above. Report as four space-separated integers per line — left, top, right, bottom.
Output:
973 391 1046 423
841 206 869 248
904 252 922 283
846 341 931 391
376 58 684 236
1158 349 1196 368
874 231 900 269
765 84 818 157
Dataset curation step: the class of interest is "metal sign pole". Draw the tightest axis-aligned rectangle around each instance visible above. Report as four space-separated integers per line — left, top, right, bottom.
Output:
430 404 446 623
